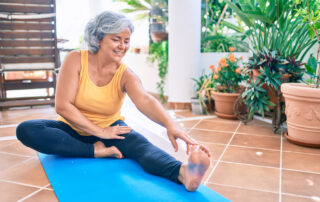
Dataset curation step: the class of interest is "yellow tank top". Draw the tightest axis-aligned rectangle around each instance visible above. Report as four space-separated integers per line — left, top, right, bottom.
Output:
57 50 126 136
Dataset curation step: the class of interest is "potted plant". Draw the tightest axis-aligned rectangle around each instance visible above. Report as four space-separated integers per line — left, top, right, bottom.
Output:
225 0 317 132
242 48 304 119
211 48 248 119
281 0 320 147
191 73 214 115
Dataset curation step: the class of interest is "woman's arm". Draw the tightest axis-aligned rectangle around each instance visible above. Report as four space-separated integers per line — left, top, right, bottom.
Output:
55 51 130 139
122 68 210 155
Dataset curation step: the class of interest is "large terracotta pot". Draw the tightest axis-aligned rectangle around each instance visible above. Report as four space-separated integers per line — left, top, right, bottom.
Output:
281 83 320 147
212 90 240 119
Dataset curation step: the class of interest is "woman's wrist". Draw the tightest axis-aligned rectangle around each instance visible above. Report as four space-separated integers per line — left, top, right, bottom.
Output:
91 126 104 137
164 121 178 131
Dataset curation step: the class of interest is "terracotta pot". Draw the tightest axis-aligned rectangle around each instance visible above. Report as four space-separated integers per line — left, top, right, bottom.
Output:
281 83 320 147
212 90 240 119
151 32 168 43
133 48 141 54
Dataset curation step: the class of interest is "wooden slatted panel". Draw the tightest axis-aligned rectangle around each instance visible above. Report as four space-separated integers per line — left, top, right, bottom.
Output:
0 22 54 30
0 0 53 5
0 48 55 55
4 81 55 90
0 99 55 108
0 18 55 22
1 56 55 63
0 40 55 47
0 31 54 39
0 5 54 13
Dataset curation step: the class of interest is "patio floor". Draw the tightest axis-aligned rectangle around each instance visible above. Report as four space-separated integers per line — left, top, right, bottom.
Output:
0 105 319 202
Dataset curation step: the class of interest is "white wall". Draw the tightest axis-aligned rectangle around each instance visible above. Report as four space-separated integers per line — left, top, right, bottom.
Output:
122 53 161 94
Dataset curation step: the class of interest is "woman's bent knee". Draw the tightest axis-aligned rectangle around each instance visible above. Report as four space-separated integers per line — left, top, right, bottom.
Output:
16 120 43 144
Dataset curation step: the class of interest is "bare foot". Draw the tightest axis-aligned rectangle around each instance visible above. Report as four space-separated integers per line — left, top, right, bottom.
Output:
94 141 123 159
179 145 210 192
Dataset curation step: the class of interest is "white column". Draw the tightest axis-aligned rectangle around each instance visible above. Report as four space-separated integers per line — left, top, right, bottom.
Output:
167 0 201 103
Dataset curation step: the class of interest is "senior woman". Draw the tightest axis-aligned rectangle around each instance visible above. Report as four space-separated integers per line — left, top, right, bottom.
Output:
16 11 210 192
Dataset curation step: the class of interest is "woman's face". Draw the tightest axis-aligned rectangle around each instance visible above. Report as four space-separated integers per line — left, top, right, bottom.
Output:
99 28 131 63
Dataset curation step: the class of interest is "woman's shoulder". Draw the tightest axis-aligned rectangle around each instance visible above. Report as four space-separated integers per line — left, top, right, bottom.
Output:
122 66 141 83
60 50 82 73
62 50 81 66
66 50 81 60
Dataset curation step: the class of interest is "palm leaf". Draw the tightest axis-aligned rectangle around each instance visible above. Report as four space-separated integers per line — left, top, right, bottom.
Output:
221 20 244 33
225 0 253 27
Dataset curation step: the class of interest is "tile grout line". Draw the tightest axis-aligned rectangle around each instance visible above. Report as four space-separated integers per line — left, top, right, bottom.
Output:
176 115 217 122
203 121 242 185
282 192 320 201
207 182 278 194
201 158 320 176
199 142 281 152
282 150 320 156
0 136 17 141
282 168 320 175
279 133 283 202
0 179 50 190
187 127 281 138
208 181 320 200
0 141 17 149
0 124 18 128
217 160 280 170
0 157 34 174
204 142 320 157
0 151 36 158
18 184 51 202
185 119 203 133
194 135 320 157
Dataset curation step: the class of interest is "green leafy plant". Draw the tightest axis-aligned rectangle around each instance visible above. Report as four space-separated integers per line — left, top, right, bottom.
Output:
224 0 318 119
225 0 317 60
305 54 320 85
294 0 320 87
201 0 248 52
149 41 168 103
242 81 275 119
243 48 300 118
192 72 215 114
116 0 151 20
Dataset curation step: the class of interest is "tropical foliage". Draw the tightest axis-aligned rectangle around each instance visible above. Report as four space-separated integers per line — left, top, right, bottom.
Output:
201 0 248 52
223 0 318 118
225 0 317 60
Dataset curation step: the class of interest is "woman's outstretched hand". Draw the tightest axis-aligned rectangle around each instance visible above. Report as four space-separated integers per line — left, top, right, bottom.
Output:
166 125 211 157
96 125 132 139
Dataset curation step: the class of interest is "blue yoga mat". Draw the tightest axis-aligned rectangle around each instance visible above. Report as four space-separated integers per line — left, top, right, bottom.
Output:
39 153 229 202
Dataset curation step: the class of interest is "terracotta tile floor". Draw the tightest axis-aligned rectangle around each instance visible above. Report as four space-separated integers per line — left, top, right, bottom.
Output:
1 106 320 202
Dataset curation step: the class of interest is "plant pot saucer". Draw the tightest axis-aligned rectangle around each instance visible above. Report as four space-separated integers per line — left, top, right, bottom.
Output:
284 132 320 148
214 111 238 120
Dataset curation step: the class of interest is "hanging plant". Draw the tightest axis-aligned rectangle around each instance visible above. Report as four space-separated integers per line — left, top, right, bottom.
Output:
149 40 168 103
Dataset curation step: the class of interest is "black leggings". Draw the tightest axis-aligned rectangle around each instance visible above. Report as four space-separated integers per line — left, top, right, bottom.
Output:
16 119 182 183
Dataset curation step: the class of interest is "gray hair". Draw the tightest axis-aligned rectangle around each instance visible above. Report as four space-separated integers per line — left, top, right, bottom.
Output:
84 11 134 53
